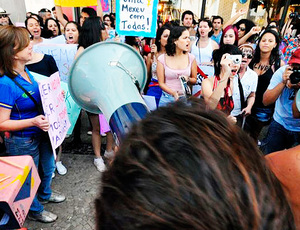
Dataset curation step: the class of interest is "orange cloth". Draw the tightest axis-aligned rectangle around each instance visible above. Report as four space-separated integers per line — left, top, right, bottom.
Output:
266 145 300 230
54 0 97 7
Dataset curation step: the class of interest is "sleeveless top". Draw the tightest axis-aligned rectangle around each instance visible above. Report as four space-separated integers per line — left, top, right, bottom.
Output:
212 76 234 115
190 38 215 77
254 61 280 109
157 53 195 95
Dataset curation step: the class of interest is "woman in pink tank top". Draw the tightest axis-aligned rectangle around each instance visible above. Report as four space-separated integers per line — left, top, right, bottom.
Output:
157 26 197 107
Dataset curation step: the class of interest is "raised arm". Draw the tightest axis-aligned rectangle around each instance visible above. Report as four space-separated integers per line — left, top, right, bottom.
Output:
238 26 261 46
55 5 68 28
97 0 103 20
223 8 247 29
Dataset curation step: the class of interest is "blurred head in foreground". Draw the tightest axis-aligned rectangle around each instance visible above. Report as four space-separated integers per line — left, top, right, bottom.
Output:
96 99 295 230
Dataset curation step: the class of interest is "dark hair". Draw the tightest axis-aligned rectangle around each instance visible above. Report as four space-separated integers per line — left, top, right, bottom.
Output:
220 25 239 46
0 26 31 77
125 36 139 47
155 25 172 52
196 18 214 39
81 7 97 17
165 26 188 56
96 99 295 230
234 19 256 42
212 15 223 24
181 10 194 22
39 8 51 13
103 14 115 28
65 21 81 33
213 44 242 76
25 15 43 29
249 29 280 69
44 18 61 37
78 16 104 49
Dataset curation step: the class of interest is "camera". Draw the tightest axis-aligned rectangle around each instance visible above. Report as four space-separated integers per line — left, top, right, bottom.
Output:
289 12 300 20
290 68 300 84
228 55 242 65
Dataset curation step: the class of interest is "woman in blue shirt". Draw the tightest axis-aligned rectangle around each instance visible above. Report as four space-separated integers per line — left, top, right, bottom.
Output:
0 25 65 223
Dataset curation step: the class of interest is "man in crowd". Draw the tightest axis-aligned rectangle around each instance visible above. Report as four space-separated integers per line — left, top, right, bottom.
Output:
181 10 196 40
0 8 13 26
262 48 300 154
38 8 52 25
211 16 223 44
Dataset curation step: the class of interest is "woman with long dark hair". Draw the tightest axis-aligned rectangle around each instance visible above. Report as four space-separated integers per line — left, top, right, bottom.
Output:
246 29 285 141
75 16 114 171
157 26 197 106
235 19 261 46
190 18 219 78
145 25 171 106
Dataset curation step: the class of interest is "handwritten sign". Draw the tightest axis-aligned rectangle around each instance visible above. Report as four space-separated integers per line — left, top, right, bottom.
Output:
37 73 71 152
33 44 77 82
55 0 97 7
32 72 81 136
116 0 158 37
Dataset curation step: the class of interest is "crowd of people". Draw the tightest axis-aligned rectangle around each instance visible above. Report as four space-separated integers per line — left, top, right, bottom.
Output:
0 2 300 229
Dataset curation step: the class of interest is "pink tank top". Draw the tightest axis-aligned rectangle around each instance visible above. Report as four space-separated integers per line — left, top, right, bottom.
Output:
158 53 195 94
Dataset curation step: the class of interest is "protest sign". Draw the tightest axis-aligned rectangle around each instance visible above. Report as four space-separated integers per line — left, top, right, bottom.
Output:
33 43 77 82
54 0 97 6
32 72 81 136
115 0 158 37
36 72 71 152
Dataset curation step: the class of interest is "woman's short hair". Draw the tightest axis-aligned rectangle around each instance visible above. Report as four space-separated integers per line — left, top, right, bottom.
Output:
155 24 172 52
96 99 295 230
0 26 30 77
196 18 214 38
165 26 188 56
213 44 242 76
220 25 239 46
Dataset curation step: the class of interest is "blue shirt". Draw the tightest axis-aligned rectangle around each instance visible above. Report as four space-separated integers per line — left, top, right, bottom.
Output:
267 65 300 132
0 69 42 136
211 31 222 45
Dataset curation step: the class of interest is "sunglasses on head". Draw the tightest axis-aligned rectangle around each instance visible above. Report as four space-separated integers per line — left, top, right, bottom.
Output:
0 14 8 18
242 53 253 59
239 27 246 31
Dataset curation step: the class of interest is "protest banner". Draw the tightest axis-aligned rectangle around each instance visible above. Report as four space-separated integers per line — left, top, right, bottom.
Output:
32 72 81 136
36 72 71 152
54 0 97 6
115 0 158 37
33 43 77 82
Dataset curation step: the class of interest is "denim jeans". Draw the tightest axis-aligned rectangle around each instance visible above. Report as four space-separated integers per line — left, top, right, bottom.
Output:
261 120 300 155
5 134 55 214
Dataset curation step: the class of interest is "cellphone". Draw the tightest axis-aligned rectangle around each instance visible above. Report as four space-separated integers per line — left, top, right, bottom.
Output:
179 76 191 96
228 55 242 65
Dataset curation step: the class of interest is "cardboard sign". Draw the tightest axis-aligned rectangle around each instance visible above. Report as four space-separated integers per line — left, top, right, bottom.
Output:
33 44 77 82
0 156 40 229
37 72 71 152
115 0 158 37
32 72 81 136
54 0 97 6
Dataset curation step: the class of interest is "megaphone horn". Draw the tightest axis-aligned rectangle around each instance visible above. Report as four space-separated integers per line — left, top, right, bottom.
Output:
68 41 149 143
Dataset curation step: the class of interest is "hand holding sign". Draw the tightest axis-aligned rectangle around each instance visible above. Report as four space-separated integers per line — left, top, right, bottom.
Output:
32 115 50 132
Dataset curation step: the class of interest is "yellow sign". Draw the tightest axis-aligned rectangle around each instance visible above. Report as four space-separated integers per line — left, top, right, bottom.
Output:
55 0 97 7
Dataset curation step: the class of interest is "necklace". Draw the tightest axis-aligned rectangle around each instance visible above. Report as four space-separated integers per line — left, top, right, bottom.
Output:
254 63 270 72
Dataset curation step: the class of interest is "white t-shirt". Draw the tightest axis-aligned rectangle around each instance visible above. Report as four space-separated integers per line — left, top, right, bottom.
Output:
231 67 258 116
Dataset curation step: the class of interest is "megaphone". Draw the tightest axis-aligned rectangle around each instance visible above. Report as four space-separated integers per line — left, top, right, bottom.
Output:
68 41 149 143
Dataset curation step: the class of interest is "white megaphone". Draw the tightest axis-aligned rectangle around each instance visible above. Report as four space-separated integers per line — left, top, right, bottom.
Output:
68 41 149 144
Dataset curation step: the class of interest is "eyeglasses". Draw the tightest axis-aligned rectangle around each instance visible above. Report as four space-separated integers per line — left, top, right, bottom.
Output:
0 14 8 18
239 27 246 31
242 53 253 59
